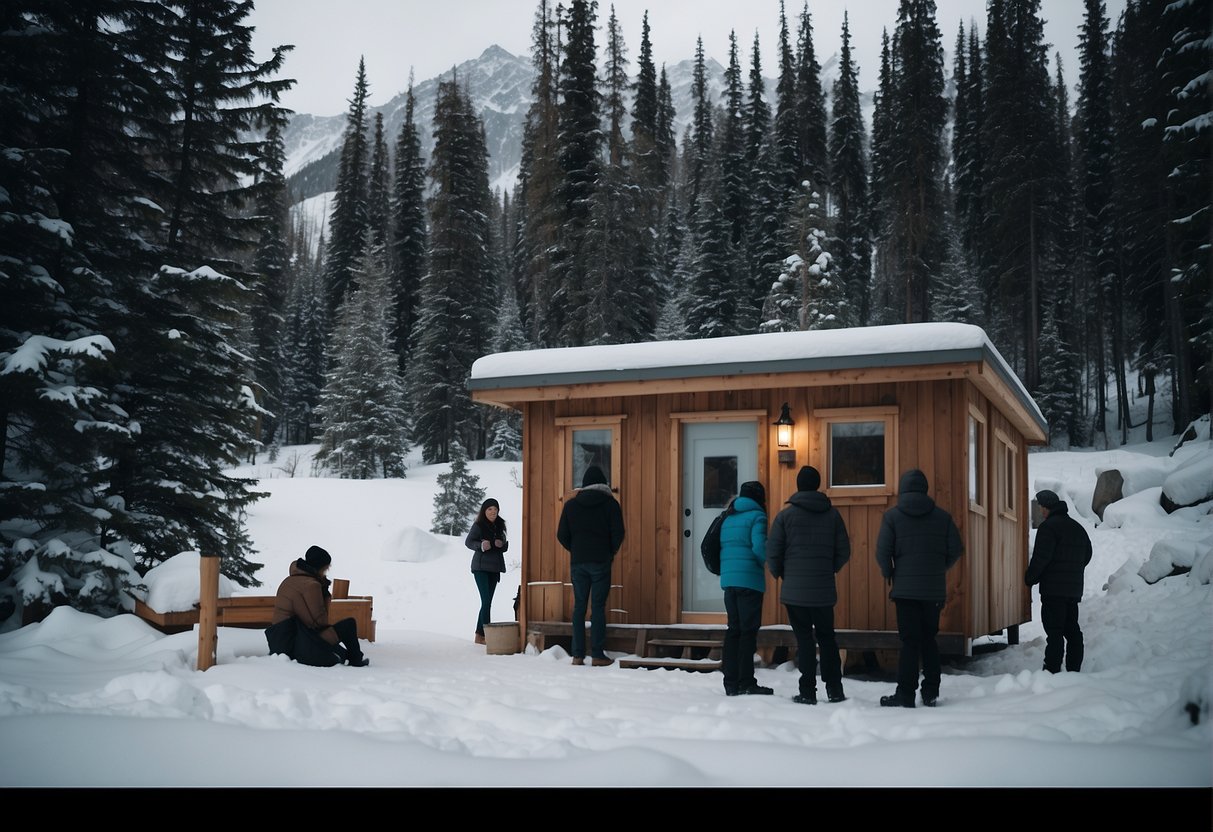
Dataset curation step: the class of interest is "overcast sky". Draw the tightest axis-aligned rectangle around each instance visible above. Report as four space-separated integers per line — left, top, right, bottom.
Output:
247 0 1127 117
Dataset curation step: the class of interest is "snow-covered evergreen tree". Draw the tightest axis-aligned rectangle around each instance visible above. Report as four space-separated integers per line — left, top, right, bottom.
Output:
313 247 410 479
431 440 485 536
794 2 829 192
828 12 872 326
324 58 372 320
410 77 494 463
366 111 392 253
788 183 848 330
277 246 328 445
485 287 526 462
391 77 428 373
759 256 804 334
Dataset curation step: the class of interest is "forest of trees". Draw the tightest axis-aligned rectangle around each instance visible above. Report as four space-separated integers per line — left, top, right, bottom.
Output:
2 0 1208 619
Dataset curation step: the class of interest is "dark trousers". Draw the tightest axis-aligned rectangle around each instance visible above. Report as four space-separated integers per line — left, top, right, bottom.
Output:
785 604 842 695
473 569 499 635
894 599 943 697
722 587 764 691
571 561 612 659
330 617 364 663
1041 596 1083 672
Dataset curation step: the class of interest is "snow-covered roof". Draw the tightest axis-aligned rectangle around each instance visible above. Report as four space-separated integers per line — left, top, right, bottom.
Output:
470 322 1046 433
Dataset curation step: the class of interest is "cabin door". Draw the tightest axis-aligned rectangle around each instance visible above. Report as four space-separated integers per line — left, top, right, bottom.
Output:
681 421 759 614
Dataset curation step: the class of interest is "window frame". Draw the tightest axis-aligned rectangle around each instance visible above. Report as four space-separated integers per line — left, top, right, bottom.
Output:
967 404 988 516
556 414 625 498
813 405 900 504
994 427 1019 520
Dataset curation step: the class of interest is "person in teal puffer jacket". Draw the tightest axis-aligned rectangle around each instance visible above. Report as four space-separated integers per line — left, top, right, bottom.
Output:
719 480 772 696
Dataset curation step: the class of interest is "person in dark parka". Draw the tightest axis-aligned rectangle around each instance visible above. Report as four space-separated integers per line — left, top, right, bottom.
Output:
465 497 509 645
557 465 625 666
718 481 771 696
875 469 963 707
1025 489 1093 673
767 466 851 705
266 545 369 667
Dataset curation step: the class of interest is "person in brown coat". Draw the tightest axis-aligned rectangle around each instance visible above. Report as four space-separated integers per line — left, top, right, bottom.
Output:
266 545 369 667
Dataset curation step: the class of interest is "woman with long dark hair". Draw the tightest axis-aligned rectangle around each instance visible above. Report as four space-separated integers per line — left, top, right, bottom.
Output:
465 497 508 644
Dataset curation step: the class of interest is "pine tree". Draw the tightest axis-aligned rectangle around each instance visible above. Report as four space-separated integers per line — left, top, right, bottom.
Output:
516 0 563 347
249 113 291 452
0 9 139 621
687 36 714 226
789 183 848 330
485 288 527 461
1075 0 1117 437
1157 0 1211 433
744 31 783 323
952 21 985 266
980 0 1071 391
277 250 328 445
1035 304 1073 448
828 12 872 325
410 78 494 463
884 0 948 324
324 58 372 320
552 0 603 347
759 255 803 334
772 0 801 207
313 247 410 479
391 76 428 373
868 29 897 324
366 111 392 253
682 136 746 340
431 439 486 536
794 2 829 192
719 31 755 328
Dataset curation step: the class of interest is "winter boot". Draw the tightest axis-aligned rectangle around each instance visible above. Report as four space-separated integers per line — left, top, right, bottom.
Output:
880 691 915 708
826 682 847 703
792 691 817 705
740 683 774 695
921 688 938 707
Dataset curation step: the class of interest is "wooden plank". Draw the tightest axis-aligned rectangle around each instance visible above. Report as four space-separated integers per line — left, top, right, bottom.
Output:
668 409 767 422
640 395 657 625
471 362 984 405
197 555 220 671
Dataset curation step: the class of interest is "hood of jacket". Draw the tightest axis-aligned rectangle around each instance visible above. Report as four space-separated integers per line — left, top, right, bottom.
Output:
290 559 323 578
786 490 832 513
574 483 614 506
731 495 764 514
896 469 935 516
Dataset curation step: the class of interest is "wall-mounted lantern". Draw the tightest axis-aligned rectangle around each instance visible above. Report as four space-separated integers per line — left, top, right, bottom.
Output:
775 402 796 467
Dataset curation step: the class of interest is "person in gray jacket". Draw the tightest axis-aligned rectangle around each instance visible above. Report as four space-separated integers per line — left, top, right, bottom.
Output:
875 469 963 708
767 466 851 705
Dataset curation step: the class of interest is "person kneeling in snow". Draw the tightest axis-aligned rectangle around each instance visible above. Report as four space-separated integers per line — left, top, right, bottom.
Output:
265 545 369 667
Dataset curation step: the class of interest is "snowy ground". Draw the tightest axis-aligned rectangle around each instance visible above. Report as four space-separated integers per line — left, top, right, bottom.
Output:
1 433 1210 795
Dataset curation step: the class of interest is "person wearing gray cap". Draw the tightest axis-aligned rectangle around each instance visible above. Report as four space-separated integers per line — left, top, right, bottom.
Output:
1026 489 1093 673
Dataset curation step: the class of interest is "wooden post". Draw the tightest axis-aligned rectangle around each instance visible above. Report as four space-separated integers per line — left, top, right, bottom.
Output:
331 578 350 600
197 555 220 671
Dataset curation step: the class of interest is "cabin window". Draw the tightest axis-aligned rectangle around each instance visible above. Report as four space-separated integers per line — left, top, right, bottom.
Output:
703 455 739 508
556 415 625 496
995 428 1018 518
829 422 885 486
813 406 899 501
968 406 987 513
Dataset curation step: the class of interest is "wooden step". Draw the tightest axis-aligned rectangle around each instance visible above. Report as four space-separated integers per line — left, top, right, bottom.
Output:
645 638 722 648
618 657 722 672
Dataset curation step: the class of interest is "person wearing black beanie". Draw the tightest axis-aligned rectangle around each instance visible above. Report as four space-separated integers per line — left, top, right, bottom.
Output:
266 545 369 668
1025 489 1092 673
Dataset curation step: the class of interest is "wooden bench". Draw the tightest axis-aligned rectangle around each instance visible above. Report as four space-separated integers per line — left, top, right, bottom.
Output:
134 579 376 642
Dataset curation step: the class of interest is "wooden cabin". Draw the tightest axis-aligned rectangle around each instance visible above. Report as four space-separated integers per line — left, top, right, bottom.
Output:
469 322 1048 659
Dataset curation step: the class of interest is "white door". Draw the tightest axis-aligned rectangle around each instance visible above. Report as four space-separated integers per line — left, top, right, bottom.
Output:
681 421 759 613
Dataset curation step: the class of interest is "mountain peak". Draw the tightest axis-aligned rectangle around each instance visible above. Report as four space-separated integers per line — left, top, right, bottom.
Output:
478 44 520 62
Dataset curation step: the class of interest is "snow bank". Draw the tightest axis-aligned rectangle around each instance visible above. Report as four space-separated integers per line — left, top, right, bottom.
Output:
142 551 236 612
1139 536 1213 583
1098 458 1171 498
1162 449 1213 507
380 526 456 563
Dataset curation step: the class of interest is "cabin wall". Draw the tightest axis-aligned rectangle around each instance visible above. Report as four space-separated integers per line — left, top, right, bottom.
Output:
517 378 1031 642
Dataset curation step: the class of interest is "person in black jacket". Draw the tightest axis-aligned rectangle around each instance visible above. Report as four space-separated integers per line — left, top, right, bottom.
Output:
556 465 625 666
465 498 509 645
1026 489 1093 673
875 469 963 707
767 466 851 705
